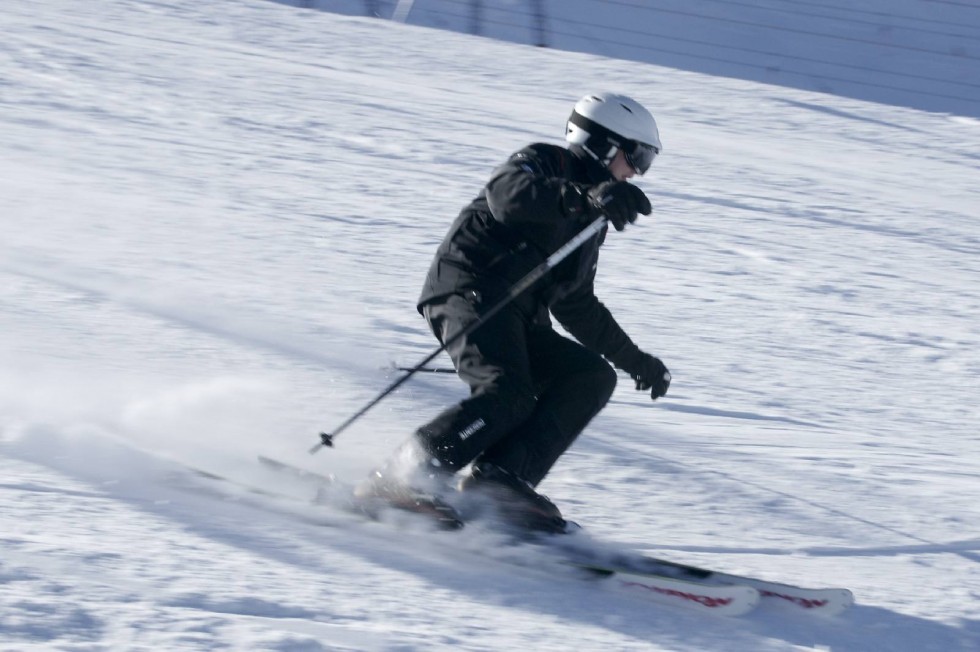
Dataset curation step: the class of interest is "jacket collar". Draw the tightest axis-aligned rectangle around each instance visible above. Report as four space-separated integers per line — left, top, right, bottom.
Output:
568 144 615 185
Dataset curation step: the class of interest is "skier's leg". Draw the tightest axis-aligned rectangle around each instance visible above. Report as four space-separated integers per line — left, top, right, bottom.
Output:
410 293 539 471
355 293 538 515
475 329 617 487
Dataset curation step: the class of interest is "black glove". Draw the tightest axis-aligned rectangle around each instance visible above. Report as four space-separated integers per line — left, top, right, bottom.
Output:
587 180 652 231
628 353 671 400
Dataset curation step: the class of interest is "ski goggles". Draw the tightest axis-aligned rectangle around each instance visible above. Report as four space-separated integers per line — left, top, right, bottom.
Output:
623 139 659 175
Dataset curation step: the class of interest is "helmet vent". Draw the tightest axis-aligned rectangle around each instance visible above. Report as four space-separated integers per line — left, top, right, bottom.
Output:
620 103 634 114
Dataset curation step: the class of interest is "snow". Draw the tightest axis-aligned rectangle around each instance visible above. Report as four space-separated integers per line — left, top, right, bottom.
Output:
2 0 979 650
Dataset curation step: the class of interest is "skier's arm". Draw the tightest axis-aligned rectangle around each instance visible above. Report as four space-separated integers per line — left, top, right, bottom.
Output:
484 146 592 226
553 282 671 400
550 276 643 370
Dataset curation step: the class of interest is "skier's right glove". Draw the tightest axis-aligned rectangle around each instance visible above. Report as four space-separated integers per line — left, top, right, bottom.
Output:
586 180 652 231
626 352 671 401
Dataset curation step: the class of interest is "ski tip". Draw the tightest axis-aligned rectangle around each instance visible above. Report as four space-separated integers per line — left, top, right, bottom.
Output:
823 589 856 617
799 592 854 618
758 586 856 617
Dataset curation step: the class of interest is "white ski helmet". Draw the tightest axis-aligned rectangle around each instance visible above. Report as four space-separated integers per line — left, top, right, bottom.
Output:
565 93 661 175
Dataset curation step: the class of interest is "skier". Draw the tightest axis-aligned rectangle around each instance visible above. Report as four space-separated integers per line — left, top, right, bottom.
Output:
357 93 671 532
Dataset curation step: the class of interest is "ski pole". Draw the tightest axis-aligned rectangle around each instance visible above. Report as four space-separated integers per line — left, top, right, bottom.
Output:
394 366 455 374
310 216 609 454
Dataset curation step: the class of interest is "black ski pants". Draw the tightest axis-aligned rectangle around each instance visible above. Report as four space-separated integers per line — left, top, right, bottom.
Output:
415 293 617 486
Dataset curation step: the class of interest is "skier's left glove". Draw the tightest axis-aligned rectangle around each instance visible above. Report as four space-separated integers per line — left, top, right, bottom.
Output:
627 353 671 400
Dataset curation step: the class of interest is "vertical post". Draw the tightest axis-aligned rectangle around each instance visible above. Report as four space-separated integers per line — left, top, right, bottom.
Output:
392 0 416 23
470 0 483 36
531 0 547 47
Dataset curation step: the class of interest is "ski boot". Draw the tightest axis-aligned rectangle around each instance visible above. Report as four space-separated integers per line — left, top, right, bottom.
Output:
458 462 570 535
354 460 464 531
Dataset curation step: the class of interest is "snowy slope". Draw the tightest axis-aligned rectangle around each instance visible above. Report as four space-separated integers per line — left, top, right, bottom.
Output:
2 0 980 650
285 0 980 116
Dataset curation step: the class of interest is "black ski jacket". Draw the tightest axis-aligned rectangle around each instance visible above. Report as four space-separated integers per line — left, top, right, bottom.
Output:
417 143 644 371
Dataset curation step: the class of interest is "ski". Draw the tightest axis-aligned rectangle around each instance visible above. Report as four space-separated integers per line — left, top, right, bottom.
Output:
571 564 760 616
552 541 854 617
652 563 853 616
180 457 758 616
197 466 758 614
255 455 853 616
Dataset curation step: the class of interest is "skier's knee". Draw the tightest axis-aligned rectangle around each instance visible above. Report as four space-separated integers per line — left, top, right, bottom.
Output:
593 360 618 406
490 382 538 426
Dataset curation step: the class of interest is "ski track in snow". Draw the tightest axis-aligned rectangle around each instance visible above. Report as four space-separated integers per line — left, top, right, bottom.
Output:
2 0 979 650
